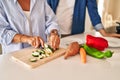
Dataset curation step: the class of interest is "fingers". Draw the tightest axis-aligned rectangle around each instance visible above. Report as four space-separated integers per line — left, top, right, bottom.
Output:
35 37 40 48
56 37 60 48
53 35 60 49
27 37 36 47
49 35 55 49
39 38 44 48
49 34 60 50
35 36 44 48
27 36 44 48
27 34 60 50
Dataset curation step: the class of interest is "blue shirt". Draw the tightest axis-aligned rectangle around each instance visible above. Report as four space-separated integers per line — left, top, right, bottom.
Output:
0 0 60 54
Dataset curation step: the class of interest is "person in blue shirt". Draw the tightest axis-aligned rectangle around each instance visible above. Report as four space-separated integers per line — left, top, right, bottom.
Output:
47 0 120 38
0 0 60 54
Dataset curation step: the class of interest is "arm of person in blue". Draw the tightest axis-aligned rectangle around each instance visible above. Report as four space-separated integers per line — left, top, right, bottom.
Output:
87 0 120 38
0 0 60 54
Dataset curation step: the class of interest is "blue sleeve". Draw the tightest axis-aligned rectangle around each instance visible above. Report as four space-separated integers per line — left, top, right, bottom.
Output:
87 0 104 30
0 3 17 45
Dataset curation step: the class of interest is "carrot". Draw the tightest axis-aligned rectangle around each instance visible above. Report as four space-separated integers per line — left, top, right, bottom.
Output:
79 47 87 63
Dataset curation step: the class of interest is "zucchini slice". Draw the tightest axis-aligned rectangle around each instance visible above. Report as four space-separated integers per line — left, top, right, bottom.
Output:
32 51 39 57
29 58 37 62
36 49 45 55
30 44 54 62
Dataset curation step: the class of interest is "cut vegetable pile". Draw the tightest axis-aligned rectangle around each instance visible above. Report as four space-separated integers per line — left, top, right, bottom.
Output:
29 44 54 62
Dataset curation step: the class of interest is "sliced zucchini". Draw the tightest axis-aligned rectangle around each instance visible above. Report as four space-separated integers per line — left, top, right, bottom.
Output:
38 50 45 55
44 48 53 54
30 44 54 62
44 44 49 48
39 55 44 59
29 58 37 62
32 51 39 57
41 54 47 58
44 44 53 52
47 45 53 52
45 53 50 57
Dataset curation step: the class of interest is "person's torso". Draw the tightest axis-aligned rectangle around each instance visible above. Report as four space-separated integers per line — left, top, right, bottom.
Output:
0 0 47 53
0 0 46 40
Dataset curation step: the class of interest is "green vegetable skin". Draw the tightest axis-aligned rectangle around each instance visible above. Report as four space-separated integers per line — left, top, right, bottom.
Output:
83 44 113 59
30 44 54 62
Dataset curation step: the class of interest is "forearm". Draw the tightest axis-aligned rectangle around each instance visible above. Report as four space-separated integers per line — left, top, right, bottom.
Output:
12 34 29 43
12 34 44 48
98 28 120 38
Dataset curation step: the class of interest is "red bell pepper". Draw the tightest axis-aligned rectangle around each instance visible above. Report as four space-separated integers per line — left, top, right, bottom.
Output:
86 34 108 51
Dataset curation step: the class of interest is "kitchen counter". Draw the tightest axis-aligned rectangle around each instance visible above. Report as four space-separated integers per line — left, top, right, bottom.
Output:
0 32 120 80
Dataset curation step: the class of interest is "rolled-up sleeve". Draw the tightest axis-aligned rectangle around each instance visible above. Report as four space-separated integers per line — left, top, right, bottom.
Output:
44 0 60 35
0 4 17 45
94 23 104 31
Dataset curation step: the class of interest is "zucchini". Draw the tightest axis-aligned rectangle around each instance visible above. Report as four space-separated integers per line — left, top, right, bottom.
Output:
47 45 53 52
44 44 49 48
39 55 44 59
41 54 47 58
44 44 53 52
29 58 37 62
37 49 45 55
30 44 54 62
45 53 50 57
44 48 53 54
32 51 39 57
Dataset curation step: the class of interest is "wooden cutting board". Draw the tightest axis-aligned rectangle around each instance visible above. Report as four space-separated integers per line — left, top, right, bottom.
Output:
11 47 66 69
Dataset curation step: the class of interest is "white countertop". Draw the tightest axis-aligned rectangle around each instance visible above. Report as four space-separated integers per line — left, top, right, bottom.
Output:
0 32 120 80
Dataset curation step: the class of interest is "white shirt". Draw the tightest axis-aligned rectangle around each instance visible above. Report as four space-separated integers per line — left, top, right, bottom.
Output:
0 0 59 54
23 11 31 35
24 11 30 20
56 0 75 34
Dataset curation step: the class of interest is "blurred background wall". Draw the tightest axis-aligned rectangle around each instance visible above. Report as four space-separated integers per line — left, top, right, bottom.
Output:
98 0 120 32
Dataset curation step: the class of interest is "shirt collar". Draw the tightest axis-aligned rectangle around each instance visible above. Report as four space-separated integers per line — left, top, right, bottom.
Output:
13 0 36 12
13 0 36 5
14 0 36 3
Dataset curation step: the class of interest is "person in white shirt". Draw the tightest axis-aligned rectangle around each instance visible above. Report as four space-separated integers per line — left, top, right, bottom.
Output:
0 0 60 54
